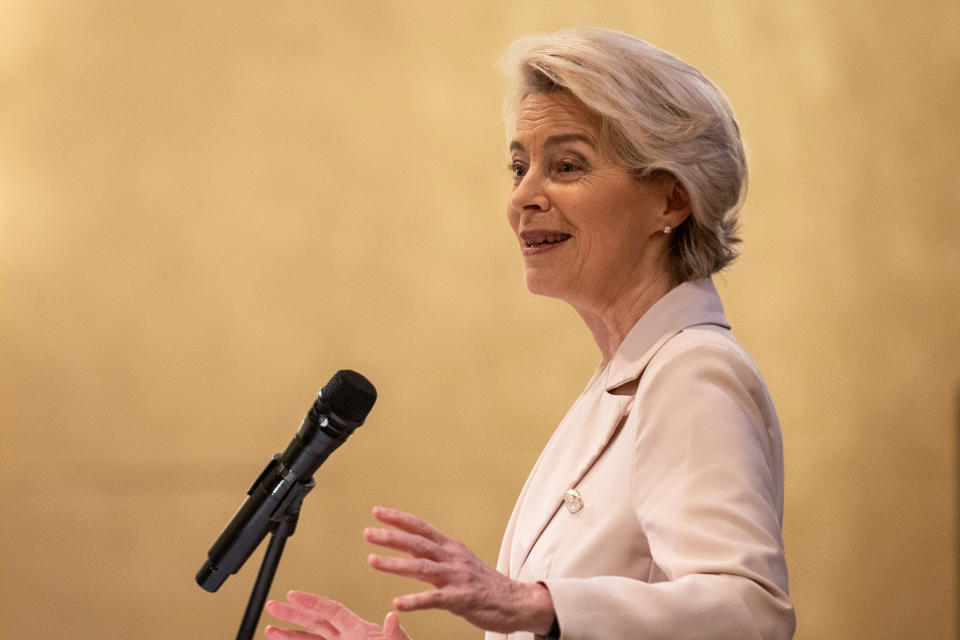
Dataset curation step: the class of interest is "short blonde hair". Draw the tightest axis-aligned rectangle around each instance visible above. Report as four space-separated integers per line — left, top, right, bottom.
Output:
502 27 747 281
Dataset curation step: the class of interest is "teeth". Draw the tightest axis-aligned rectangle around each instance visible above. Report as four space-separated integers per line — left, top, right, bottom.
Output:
525 233 570 247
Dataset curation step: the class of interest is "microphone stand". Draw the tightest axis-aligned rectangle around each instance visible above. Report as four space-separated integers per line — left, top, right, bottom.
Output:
236 477 316 640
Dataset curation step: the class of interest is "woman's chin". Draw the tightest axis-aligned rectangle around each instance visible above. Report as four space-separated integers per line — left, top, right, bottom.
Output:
523 272 566 299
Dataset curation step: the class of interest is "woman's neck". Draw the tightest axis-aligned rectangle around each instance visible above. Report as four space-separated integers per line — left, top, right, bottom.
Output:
572 269 677 366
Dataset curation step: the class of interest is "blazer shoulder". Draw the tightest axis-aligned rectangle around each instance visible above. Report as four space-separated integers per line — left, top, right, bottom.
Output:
639 325 779 440
653 324 766 382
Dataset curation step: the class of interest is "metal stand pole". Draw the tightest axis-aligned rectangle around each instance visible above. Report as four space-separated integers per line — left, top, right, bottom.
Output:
235 479 314 640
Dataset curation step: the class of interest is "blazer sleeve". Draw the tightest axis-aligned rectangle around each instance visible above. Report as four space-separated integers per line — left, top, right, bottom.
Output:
542 332 795 640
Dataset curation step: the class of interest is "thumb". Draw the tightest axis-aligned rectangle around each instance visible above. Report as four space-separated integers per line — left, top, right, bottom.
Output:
383 611 408 640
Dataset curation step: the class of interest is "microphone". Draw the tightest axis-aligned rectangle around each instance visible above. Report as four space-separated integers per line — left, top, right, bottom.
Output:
195 369 377 592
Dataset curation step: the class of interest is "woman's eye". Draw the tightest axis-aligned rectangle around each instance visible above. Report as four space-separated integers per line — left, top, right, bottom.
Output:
556 160 584 176
509 163 527 179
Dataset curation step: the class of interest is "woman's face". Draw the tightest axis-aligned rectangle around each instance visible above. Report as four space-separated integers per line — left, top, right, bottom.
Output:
507 92 675 311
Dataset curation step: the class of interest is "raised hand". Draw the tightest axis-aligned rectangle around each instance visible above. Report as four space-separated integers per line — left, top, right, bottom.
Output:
363 506 554 635
264 591 409 640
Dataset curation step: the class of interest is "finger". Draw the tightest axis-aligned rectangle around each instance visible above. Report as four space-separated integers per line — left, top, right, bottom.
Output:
264 624 330 640
286 591 358 630
392 588 454 613
368 554 445 584
264 601 338 635
372 506 446 543
363 527 444 560
382 612 408 640
286 590 333 611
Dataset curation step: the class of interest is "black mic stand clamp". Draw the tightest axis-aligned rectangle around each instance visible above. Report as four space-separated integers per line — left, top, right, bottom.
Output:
235 475 316 640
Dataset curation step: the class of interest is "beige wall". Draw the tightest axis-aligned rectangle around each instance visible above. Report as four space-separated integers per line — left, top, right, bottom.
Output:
2 2 958 638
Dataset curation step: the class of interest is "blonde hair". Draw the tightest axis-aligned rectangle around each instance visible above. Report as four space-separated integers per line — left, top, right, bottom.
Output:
501 27 747 281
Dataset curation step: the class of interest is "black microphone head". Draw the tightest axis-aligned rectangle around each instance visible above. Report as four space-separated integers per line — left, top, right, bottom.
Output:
320 369 377 426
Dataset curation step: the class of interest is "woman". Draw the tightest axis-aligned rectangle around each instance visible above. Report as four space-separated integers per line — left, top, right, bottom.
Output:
265 27 795 640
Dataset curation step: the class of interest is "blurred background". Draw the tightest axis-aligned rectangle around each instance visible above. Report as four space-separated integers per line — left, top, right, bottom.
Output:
1 1 958 638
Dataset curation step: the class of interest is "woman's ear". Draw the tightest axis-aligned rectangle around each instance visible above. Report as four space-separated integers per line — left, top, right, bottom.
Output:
665 179 692 227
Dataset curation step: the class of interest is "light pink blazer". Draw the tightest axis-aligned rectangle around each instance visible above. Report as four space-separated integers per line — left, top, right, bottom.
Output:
486 278 795 640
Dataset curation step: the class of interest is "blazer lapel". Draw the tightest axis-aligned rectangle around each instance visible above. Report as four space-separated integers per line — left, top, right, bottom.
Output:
511 387 634 577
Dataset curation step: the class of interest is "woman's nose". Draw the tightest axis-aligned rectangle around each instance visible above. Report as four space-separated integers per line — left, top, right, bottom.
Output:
509 172 549 214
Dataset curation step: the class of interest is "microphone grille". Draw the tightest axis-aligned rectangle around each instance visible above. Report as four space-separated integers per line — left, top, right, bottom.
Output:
321 369 378 424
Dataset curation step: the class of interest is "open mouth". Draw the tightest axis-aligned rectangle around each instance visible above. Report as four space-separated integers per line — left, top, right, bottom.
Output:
524 233 572 248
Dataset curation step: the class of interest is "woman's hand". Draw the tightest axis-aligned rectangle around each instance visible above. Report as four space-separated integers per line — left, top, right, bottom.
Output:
364 506 554 635
264 591 409 640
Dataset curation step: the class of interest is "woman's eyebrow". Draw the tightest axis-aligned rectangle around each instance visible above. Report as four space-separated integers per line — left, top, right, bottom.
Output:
544 133 596 149
509 133 596 153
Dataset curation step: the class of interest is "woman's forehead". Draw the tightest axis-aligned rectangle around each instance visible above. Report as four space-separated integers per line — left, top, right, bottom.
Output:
512 93 602 148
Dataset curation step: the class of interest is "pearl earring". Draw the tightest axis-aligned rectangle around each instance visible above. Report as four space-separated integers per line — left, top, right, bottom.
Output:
663 225 672 235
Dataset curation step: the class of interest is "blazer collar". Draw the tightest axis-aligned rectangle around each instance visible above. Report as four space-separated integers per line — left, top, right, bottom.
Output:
603 277 730 391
